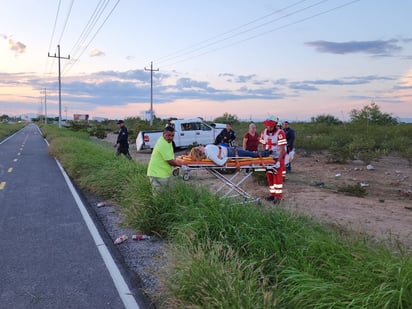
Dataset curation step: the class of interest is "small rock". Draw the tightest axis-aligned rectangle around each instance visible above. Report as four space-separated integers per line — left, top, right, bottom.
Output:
366 164 375 170
97 202 106 208
359 182 369 187
335 173 342 177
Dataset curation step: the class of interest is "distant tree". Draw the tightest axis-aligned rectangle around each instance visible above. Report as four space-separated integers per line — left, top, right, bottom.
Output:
310 114 342 125
213 113 239 124
350 102 398 125
1 114 9 121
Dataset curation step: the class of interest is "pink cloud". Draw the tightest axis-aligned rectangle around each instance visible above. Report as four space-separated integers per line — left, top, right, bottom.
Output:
3 35 26 54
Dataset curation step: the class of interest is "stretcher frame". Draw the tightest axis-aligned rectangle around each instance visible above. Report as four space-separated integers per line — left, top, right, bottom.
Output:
174 156 277 204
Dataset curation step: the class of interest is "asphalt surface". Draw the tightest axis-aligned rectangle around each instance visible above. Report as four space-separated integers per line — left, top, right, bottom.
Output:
0 124 142 309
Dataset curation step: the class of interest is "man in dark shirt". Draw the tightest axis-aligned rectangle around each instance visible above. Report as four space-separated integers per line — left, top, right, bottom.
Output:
114 120 132 160
215 122 236 147
283 121 295 172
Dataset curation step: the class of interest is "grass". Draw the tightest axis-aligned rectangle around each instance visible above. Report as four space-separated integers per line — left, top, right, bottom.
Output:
41 125 412 308
0 123 26 140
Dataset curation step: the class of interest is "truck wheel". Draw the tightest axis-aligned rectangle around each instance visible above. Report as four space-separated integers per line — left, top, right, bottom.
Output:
182 173 190 181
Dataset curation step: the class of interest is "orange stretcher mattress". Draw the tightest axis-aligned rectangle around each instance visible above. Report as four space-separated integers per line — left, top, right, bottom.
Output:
176 155 276 168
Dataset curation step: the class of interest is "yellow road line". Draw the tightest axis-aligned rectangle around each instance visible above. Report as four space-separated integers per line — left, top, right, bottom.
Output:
8 167 13 173
0 182 5 190
13 158 18 162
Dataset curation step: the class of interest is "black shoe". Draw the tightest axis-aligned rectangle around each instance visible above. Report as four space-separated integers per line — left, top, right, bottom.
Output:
265 196 274 201
273 198 281 205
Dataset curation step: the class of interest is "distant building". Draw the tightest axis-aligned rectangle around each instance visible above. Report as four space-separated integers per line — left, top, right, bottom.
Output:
142 110 156 121
73 114 89 122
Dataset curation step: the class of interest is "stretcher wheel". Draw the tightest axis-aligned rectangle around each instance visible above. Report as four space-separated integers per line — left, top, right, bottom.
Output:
172 168 179 177
182 173 190 181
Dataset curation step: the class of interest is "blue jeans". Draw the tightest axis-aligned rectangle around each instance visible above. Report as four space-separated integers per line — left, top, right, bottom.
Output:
226 147 271 158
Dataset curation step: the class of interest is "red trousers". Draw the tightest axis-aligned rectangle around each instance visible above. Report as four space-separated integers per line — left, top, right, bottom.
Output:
266 158 285 199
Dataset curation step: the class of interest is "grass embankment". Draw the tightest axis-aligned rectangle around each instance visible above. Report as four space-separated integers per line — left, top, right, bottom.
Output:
0 123 26 140
43 125 412 308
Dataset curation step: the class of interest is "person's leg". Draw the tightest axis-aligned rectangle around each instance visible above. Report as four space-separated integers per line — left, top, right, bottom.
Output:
265 170 276 201
149 177 171 192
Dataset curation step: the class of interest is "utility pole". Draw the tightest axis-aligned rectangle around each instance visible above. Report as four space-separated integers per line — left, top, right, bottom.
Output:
48 45 70 128
144 61 159 127
40 88 47 124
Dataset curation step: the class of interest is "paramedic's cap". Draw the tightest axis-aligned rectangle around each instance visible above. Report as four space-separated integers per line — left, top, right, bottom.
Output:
117 120 124 124
263 115 277 127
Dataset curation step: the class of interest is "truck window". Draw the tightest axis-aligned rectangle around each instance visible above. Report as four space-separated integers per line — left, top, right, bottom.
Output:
200 123 211 131
192 122 201 130
181 123 192 131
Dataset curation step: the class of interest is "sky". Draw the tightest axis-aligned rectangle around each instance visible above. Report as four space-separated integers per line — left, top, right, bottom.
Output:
1 0 411 122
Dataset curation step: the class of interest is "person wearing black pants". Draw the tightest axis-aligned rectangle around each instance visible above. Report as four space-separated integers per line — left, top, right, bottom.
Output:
114 120 132 160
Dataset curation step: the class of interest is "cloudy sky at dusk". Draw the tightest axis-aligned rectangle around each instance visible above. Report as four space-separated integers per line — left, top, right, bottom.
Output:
1 0 411 122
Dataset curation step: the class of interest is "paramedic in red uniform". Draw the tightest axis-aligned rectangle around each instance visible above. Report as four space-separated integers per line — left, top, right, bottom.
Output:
260 116 287 204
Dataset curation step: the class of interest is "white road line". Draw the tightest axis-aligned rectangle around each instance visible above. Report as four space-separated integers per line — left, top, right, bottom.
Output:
55 160 140 309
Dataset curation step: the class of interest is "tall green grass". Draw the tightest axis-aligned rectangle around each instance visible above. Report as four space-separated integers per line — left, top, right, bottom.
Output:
43 125 412 308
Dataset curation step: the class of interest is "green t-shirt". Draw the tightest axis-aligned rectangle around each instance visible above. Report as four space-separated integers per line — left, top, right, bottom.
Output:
147 136 174 178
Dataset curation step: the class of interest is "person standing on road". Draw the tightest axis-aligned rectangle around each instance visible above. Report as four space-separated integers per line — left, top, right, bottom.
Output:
260 116 287 204
114 120 132 160
283 121 295 173
215 122 236 147
242 122 260 151
147 126 182 191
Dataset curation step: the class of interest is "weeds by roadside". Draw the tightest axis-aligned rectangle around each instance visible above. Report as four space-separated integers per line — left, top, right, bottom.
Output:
42 125 412 308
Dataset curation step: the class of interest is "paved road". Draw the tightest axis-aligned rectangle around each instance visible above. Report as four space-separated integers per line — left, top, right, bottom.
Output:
0 124 142 309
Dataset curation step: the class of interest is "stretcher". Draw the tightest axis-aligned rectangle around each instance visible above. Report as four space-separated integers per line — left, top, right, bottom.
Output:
174 155 279 204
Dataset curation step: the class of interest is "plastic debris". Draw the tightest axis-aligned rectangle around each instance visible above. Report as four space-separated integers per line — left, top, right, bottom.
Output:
366 164 375 170
114 235 128 245
97 202 105 208
335 173 342 177
132 234 151 241
359 182 369 187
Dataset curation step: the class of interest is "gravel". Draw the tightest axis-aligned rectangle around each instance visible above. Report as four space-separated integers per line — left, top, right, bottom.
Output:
83 192 166 305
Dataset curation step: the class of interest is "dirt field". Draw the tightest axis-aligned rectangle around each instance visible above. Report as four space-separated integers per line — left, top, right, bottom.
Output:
108 133 412 249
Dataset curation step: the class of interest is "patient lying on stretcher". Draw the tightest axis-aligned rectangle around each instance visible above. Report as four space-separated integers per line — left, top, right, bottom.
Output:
189 144 272 166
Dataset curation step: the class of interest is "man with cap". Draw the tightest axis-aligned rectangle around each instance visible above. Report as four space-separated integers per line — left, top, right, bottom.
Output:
260 115 287 204
114 120 132 159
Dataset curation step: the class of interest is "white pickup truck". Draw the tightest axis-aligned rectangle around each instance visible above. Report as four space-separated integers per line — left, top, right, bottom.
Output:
135 118 226 151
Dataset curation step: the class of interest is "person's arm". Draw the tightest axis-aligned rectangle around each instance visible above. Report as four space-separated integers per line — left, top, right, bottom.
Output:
242 136 248 150
231 130 236 142
206 146 228 166
289 129 295 149
166 159 181 167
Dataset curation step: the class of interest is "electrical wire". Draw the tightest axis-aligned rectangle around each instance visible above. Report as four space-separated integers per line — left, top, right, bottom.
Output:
157 0 330 66
62 0 120 75
155 0 311 63
57 0 75 44
160 0 361 68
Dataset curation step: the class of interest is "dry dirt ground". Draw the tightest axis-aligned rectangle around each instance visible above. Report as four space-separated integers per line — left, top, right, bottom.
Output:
124 136 412 249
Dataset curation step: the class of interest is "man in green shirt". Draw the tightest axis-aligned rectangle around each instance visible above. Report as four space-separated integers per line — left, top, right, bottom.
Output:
147 126 181 191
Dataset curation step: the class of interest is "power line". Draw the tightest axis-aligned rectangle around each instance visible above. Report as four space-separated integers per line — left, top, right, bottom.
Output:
157 0 330 66
67 0 109 59
62 0 121 75
57 0 75 44
155 0 311 63
159 0 361 68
